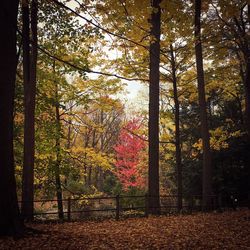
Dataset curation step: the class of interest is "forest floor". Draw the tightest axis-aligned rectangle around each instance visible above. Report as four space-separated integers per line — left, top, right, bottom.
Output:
0 209 249 249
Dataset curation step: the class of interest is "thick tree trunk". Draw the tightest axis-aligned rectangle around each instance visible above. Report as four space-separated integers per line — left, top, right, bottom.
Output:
194 0 213 210
170 44 182 211
0 0 24 236
21 0 38 221
148 0 161 215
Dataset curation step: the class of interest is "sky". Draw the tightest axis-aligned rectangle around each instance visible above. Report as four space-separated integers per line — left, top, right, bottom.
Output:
66 0 146 107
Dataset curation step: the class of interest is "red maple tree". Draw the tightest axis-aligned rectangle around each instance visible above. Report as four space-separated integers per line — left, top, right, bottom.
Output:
114 119 147 191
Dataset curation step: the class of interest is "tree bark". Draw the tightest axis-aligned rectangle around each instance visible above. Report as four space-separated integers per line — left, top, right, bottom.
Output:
245 5 250 206
245 58 250 208
54 61 64 220
148 0 161 215
21 0 38 221
98 110 105 190
65 108 72 186
170 44 182 211
194 0 213 209
244 5 250 138
0 0 24 236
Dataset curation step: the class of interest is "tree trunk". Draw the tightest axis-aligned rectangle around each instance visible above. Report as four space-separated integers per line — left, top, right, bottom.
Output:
21 0 38 221
148 0 161 215
170 44 182 211
88 167 92 186
0 0 24 236
244 5 250 205
65 106 72 186
194 0 213 210
54 62 64 220
245 59 250 208
98 110 105 190
245 5 250 139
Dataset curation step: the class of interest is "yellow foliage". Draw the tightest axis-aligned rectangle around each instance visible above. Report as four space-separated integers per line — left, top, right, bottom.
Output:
71 146 114 171
193 126 243 154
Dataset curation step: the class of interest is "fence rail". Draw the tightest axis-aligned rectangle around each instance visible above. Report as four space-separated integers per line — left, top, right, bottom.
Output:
19 194 247 221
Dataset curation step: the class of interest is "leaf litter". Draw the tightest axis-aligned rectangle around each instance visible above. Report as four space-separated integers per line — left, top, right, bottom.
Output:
0 209 249 249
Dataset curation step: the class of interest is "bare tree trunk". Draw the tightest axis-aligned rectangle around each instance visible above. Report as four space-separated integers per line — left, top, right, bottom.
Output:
98 110 105 190
235 53 245 125
21 0 38 221
245 59 250 208
245 5 250 140
148 0 161 215
83 132 89 186
194 0 212 210
245 6 250 206
0 0 24 236
54 61 64 220
170 44 182 211
65 105 72 186
88 167 92 186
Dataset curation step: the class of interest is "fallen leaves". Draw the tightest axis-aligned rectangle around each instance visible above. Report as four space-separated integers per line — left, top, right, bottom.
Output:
0 209 249 249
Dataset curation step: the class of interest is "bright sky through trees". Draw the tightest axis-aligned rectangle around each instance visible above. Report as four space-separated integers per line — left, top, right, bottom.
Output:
66 0 146 107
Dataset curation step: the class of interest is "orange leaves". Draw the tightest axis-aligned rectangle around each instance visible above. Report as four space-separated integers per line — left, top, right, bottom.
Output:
0 210 249 249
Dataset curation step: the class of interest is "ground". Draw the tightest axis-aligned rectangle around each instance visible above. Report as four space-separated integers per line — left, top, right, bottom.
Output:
0 210 249 249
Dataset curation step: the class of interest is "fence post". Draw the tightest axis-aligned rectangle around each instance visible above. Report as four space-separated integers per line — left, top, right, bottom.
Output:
145 193 149 217
218 194 222 211
116 195 120 220
190 196 194 214
67 197 71 221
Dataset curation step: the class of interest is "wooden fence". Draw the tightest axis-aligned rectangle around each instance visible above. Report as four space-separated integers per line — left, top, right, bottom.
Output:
19 194 245 221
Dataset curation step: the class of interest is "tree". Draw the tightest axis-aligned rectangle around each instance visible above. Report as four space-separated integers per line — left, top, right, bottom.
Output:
54 61 64 220
21 0 38 221
194 0 213 209
114 119 146 191
213 0 250 207
148 0 161 214
170 44 182 211
0 0 23 236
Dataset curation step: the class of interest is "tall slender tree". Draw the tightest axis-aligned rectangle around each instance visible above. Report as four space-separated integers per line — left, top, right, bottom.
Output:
0 0 23 236
244 4 250 208
245 4 250 138
148 0 161 214
194 0 212 209
169 44 182 211
54 61 64 220
21 0 38 221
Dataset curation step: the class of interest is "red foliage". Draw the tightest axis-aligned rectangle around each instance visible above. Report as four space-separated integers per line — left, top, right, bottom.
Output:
114 119 147 190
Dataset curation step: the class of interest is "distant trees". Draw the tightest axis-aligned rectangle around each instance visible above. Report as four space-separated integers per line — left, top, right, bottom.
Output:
0 0 23 236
